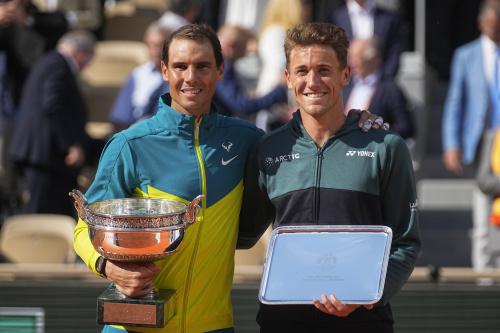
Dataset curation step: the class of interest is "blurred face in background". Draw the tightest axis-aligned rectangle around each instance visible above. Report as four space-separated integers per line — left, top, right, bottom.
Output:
146 31 169 71
479 8 500 43
348 38 380 79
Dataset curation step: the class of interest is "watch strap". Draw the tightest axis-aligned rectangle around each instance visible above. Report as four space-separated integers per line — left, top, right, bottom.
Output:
96 256 107 278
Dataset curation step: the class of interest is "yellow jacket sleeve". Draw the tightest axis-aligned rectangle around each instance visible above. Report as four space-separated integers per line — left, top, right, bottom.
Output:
74 217 102 276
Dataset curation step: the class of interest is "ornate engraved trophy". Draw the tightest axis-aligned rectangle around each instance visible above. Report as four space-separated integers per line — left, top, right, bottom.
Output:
70 189 205 328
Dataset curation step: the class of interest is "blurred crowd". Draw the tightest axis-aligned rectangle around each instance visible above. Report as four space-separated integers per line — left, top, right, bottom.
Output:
0 0 416 222
0 0 498 269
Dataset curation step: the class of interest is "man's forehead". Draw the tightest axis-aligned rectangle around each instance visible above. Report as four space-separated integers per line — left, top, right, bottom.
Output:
168 38 215 61
289 44 339 65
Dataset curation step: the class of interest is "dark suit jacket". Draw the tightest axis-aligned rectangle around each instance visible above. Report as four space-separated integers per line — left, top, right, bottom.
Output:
10 50 91 178
331 5 403 78
212 58 287 117
343 77 414 140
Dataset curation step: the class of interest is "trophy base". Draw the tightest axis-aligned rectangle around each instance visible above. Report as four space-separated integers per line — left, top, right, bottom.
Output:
97 285 175 328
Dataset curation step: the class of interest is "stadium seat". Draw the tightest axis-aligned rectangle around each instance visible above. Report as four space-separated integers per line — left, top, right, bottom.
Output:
0 214 77 264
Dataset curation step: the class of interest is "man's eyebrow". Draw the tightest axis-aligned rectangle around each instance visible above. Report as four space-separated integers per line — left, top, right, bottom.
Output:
170 61 213 67
291 62 333 70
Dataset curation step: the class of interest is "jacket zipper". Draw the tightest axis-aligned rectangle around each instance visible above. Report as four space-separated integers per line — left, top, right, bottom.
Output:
181 116 207 332
314 146 323 224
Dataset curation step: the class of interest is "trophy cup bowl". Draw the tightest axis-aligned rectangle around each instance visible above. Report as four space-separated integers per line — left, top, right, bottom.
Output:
69 189 205 328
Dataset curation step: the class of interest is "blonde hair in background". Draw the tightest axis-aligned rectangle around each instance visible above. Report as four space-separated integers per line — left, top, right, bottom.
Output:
259 0 304 38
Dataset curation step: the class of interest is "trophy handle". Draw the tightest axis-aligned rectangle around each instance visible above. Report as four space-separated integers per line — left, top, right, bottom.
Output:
184 195 205 225
69 189 88 219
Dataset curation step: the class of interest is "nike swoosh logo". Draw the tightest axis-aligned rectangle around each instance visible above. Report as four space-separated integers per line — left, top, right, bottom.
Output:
221 155 238 166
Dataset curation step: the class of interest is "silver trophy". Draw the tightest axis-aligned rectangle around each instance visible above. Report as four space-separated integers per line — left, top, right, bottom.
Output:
70 189 205 328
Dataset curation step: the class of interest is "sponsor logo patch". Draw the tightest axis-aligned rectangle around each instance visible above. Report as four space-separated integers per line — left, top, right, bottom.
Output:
265 153 300 166
346 150 375 158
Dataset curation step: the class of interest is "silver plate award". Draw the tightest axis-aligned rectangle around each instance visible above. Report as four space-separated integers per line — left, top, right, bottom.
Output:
259 225 392 305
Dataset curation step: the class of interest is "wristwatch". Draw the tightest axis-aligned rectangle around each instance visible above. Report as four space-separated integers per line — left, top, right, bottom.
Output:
96 256 107 278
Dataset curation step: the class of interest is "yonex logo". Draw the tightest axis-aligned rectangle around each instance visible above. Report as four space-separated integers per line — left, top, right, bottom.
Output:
346 150 375 158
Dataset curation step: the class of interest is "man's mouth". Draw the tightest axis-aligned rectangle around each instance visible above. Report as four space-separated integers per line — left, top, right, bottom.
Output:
182 89 202 95
305 92 326 98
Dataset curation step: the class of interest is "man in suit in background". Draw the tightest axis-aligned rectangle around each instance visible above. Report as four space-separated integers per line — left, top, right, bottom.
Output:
108 21 171 133
9 29 101 217
343 36 414 139
212 24 288 119
330 0 403 78
442 0 500 270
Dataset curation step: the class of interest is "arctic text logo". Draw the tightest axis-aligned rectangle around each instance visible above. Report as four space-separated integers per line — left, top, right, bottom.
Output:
265 153 300 166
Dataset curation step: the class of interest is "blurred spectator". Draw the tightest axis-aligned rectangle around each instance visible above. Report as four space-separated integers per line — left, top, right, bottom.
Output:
0 0 67 108
312 0 344 22
442 0 500 270
344 36 414 139
476 128 500 268
31 0 103 33
212 24 288 119
109 21 171 132
197 0 223 30
0 0 67 215
9 30 103 217
330 0 404 78
224 0 268 36
254 0 312 131
158 0 201 32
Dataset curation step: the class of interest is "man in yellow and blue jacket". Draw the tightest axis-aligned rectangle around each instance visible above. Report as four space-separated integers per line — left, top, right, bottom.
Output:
74 24 264 333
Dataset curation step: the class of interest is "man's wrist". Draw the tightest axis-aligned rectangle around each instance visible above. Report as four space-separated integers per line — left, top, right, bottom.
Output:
96 256 107 278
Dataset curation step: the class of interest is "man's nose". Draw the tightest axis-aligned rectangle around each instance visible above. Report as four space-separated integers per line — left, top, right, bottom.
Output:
184 67 196 82
307 71 320 87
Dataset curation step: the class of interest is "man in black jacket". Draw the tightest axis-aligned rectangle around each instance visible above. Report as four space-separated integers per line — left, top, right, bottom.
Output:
238 22 420 333
9 29 99 217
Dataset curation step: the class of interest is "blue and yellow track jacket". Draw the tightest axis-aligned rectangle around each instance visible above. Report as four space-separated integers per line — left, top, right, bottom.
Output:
74 94 264 333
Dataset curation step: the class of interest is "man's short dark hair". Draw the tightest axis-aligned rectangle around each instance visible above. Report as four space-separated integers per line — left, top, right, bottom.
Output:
161 24 223 69
284 22 350 70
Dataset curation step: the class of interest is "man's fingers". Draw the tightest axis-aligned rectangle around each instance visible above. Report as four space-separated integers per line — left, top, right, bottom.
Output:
361 119 373 132
374 117 384 128
313 294 341 314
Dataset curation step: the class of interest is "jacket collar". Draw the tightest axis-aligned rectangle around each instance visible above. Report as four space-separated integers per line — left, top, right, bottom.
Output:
290 110 362 146
156 93 219 136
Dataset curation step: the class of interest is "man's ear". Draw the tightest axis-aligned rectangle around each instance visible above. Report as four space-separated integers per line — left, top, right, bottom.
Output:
217 60 225 81
161 61 168 81
342 65 351 87
285 69 292 90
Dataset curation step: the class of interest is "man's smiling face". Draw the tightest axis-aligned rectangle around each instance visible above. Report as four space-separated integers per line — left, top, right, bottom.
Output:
162 38 224 118
285 44 350 120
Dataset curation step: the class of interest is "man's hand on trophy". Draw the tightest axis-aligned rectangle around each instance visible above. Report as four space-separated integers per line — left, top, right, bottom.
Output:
313 294 373 317
106 261 162 298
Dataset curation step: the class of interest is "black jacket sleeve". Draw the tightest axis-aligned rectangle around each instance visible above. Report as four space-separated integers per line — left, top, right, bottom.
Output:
237 140 275 249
